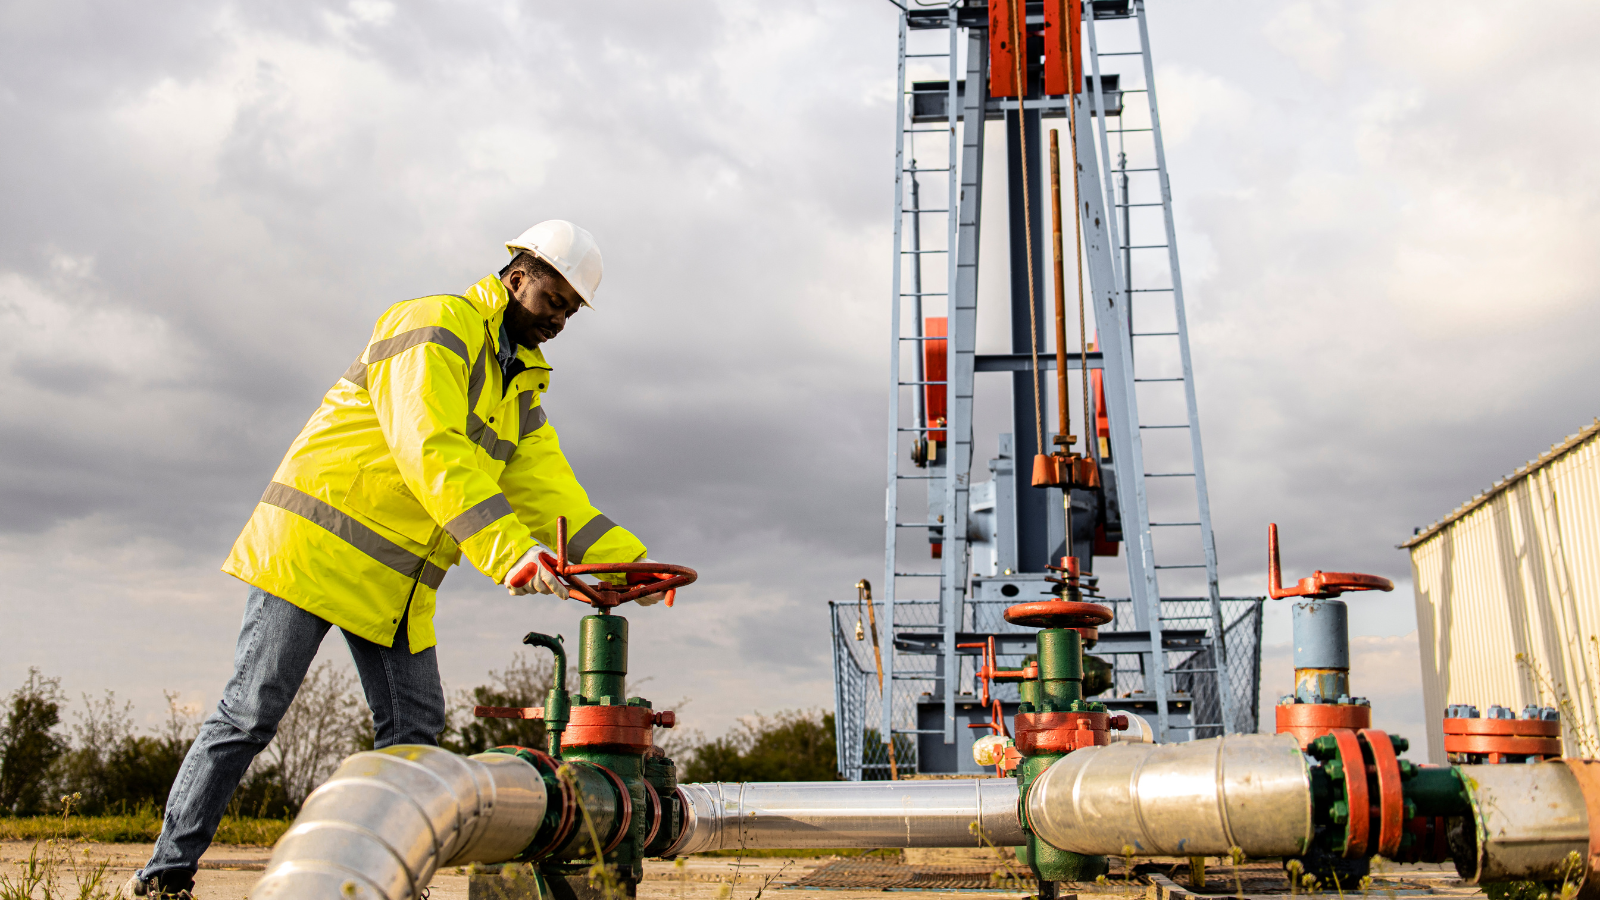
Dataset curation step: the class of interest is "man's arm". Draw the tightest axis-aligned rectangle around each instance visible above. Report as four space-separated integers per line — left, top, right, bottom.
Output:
500 393 647 573
364 299 535 581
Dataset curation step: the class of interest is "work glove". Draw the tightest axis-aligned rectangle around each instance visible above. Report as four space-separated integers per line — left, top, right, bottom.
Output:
504 546 568 600
630 557 668 606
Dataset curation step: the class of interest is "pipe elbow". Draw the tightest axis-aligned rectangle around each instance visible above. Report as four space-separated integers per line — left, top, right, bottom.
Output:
250 745 546 900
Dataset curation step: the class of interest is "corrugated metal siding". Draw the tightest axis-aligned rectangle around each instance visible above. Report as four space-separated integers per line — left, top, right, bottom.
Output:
1409 431 1600 764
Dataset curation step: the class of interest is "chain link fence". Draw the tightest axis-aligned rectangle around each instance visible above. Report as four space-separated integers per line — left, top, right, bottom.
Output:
830 597 1263 780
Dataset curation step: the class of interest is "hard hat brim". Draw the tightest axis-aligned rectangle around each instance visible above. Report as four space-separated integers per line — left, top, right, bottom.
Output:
506 243 595 308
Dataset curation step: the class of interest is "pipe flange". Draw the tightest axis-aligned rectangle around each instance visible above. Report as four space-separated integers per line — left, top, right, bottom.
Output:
1562 760 1600 900
491 745 580 860
641 779 664 850
1360 729 1404 858
660 785 698 857
592 763 635 855
1329 729 1369 858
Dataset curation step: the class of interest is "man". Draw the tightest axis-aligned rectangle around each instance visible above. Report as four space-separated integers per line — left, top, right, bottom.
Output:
124 220 655 898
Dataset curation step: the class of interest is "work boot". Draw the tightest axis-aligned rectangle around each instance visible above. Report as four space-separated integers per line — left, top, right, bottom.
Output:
119 871 196 899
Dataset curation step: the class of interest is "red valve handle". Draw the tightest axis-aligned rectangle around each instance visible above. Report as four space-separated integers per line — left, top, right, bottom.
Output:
537 516 698 610
1267 523 1393 600
1002 600 1114 630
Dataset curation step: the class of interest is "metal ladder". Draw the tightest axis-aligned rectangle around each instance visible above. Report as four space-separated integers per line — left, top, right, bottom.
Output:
1082 0 1233 739
880 8 987 758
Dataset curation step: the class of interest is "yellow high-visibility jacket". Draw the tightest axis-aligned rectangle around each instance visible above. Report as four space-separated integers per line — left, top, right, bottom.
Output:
223 273 646 651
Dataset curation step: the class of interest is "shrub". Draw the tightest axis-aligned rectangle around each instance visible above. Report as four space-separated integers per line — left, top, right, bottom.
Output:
441 652 556 755
681 710 836 782
0 668 68 815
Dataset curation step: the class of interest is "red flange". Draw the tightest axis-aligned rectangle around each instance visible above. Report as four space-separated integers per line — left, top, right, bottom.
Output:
1275 703 1372 748
591 763 635 855
1562 760 1600 900
1013 711 1110 755
495 746 578 860
562 705 656 753
1443 716 1563 761
1329 729 1369 858
1361 729 1405 859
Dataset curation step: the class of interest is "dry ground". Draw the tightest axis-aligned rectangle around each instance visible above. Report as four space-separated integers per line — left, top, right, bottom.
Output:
0 841 1483 900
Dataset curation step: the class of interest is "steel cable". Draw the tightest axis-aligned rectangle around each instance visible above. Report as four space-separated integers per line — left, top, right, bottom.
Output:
1012 3 1045 457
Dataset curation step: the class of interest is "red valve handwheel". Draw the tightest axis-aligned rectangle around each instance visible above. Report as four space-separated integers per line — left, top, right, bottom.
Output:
1268 523 1393 600
1002 600 1114 630
538 516 698 610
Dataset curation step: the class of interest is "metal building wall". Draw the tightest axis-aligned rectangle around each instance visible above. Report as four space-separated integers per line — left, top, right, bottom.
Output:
1407 421 1600 764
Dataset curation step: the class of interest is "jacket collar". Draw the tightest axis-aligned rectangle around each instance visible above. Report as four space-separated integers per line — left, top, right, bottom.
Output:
468 274 551 371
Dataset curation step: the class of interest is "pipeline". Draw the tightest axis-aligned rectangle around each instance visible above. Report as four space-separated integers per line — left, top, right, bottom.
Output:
1026 733 1600 893
668 779 1025 854
1027 733 1314 859
251 746 549 899
252 747 1024 898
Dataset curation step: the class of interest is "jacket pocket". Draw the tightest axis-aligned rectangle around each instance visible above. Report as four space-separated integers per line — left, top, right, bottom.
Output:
344 466 439 546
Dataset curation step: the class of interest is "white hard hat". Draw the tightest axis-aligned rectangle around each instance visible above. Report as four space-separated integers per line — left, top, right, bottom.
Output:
505 220 603 307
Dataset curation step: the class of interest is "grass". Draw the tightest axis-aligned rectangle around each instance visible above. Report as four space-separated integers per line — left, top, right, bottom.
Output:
692 848 900 859
0 812 290 846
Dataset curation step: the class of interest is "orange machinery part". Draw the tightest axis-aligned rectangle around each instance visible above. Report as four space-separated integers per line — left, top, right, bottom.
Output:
989 0 1082 99
924 316 947 444
1275 702 1372 749
562 705 656 754
1042 0 1082 96
1562 759 1600 900
1330 729 1370 858
1442 716 1563 760
1361 728 1405 859
1013 710 1112 755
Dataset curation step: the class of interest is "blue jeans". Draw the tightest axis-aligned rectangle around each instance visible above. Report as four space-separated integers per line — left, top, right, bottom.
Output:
140 586 447 883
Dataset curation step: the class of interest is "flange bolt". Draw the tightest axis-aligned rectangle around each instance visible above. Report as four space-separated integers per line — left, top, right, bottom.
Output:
652 711 677 728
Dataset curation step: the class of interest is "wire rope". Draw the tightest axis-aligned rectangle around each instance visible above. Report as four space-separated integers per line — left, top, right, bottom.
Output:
1012 2 1045 457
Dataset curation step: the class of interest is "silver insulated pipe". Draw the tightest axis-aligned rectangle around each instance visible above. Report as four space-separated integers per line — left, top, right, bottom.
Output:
1027 733 1314 858
667 779 1025 854
250 745 547 900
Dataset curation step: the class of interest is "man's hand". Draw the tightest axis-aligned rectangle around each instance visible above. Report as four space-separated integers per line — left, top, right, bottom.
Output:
631 557 669 606
504 546 568 600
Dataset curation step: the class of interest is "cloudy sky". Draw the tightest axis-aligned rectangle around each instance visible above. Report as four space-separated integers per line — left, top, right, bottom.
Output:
3 0 1597 760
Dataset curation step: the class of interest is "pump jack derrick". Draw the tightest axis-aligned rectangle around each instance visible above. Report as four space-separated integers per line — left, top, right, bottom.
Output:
832 0 1265 779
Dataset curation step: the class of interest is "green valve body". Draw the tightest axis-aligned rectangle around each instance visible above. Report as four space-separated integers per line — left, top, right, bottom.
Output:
1019 627 1107 883
517 613 679 886
579 614 629 705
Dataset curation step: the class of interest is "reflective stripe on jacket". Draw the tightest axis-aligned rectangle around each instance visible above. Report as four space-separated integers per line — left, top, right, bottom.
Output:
222 274 646 650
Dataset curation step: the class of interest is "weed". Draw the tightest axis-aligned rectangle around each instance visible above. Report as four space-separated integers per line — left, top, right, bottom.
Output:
1286 858 1304 896
969 821 1031 892
0 795 112 899
1228 846 1246 897
1515 648 1600 757
748 860 793 900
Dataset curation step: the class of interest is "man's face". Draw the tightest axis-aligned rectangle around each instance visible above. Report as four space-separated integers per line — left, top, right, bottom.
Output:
502 267 584 348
